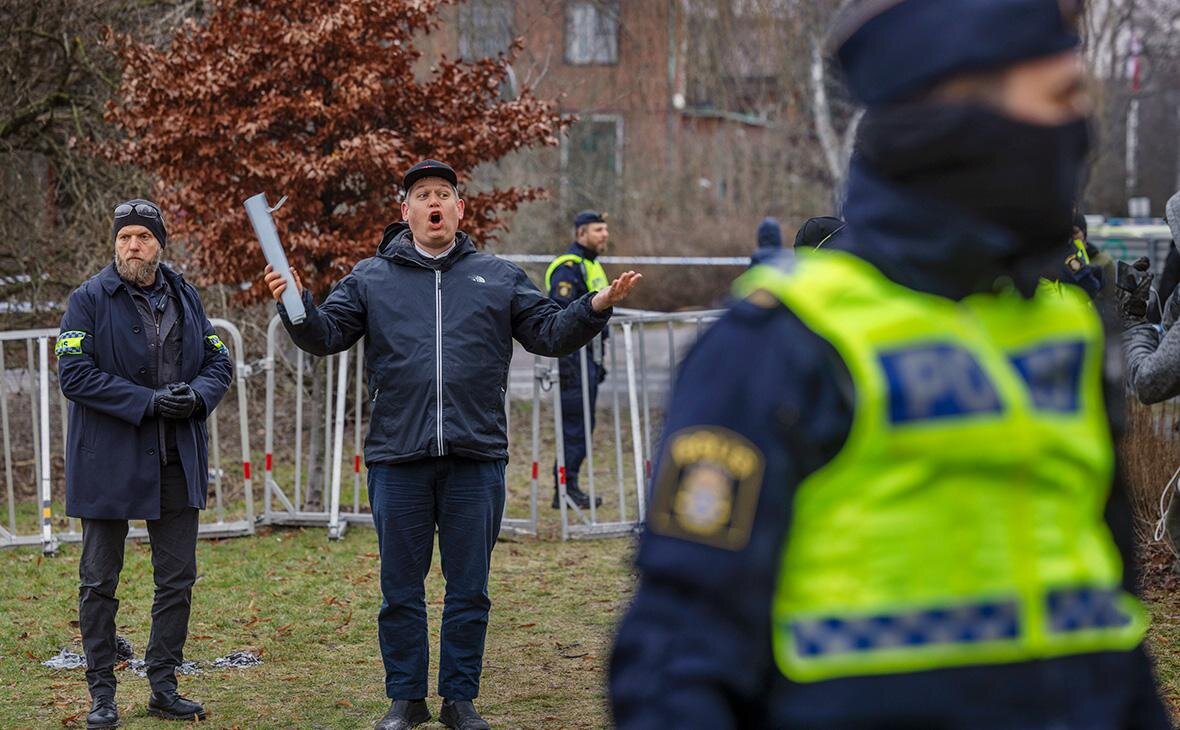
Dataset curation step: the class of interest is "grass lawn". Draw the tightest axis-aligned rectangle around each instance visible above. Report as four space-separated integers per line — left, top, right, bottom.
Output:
0 526 636 729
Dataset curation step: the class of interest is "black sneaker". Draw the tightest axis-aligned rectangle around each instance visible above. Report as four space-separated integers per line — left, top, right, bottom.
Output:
86 696 119 729
146 690 206 721
439 699 490 730
375 699 431 730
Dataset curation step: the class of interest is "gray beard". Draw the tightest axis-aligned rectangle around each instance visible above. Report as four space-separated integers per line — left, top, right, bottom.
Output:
115 250 163 287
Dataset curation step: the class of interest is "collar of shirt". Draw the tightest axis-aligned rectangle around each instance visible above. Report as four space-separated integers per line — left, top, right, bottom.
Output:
414 240 455 260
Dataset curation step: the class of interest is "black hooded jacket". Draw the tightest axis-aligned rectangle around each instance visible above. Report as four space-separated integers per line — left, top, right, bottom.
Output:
278 224 611 464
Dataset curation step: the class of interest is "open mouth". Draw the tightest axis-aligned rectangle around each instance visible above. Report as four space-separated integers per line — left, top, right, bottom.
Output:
429 211 442 226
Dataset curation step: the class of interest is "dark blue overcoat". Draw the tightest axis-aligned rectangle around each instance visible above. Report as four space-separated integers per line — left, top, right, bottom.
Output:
57 263 233 520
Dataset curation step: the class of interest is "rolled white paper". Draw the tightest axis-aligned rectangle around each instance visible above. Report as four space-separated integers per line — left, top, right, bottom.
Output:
244 192 306 324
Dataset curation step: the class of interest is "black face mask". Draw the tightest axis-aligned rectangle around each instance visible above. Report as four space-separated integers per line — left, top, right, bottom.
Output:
856 104 1091 257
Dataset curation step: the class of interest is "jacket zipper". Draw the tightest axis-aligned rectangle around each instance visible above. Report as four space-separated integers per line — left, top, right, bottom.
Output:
435 269 445 456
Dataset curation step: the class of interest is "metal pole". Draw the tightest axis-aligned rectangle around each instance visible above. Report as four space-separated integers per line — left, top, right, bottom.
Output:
609 325 626 523
578 347 597 524
26 340 42 504
353 339 364 515
637 320 653 482
264 316 278 520
530 356 541 533
328 350 349 539
295 349 304 511
623 323 647 522
0 344 15 534
38 337 56 555
323 355 333 511
552 357 570 541
229 324 254 530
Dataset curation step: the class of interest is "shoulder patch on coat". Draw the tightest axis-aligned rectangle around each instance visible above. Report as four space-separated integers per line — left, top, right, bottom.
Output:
648 427 764 550
557 281 574 298
206 334 229 357
55 331 87 356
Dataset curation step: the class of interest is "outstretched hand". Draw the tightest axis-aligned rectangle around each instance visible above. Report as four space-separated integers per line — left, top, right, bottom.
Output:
263 264 304 302
591 271 643 312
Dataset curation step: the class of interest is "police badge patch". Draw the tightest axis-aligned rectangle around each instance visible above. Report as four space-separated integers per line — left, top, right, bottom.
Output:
557 281 574 299
649 427 764 550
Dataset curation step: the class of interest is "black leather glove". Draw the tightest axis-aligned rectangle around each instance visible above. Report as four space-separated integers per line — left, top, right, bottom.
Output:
1116 257 1153 329
153 382 197 419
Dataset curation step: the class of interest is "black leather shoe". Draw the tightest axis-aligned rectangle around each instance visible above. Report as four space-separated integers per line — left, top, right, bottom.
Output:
439 699 490 730
375 699 431 730
86 696 119 729
146 690 206 721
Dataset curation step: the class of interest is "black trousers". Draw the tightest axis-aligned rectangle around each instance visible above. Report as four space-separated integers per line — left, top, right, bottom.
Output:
79 462 197 698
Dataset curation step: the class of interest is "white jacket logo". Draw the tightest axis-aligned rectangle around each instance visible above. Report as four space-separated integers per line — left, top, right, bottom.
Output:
470 275 486 284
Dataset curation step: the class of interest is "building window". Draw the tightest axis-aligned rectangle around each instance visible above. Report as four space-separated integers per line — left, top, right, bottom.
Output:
565 0 619 65
561 115 623 216
459 0 515 60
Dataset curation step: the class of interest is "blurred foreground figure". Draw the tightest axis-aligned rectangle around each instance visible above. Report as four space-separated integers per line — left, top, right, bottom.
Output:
609 1 1170 727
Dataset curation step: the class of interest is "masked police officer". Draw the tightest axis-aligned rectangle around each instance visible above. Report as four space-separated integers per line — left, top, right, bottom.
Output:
546 210 611 510
610 2 1170 727
57 199 233 729
266 162 640 730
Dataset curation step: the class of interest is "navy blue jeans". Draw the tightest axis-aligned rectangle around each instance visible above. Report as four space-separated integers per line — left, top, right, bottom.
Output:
368 457 506 701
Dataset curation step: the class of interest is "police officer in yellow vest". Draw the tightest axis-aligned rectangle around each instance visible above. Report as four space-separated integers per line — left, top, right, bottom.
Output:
609 1 1170 727
546 210 611 509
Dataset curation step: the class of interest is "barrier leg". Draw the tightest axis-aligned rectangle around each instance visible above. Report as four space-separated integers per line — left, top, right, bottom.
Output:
1 344 15 536
578 347 597 524
609 327 627 523
328 350 349 540
623 323 647 522
38 337 56 555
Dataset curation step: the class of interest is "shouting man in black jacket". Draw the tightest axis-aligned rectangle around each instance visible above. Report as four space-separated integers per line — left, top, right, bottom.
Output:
265 160 640 730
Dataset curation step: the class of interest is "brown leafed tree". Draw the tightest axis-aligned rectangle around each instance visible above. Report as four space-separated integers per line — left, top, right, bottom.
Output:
103 0 568 300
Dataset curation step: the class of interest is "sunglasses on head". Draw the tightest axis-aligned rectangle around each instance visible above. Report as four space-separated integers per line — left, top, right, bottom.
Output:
114 202 163 222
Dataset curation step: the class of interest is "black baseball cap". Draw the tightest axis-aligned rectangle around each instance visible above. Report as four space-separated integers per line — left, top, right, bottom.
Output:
402 159 457 194
573 210 606 228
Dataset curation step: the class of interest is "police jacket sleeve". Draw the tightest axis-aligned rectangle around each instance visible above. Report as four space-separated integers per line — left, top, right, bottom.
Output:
510 266 609 357
278 272 367 357
188 292 234 418
609 301 851 730
56 286 155 425
547 262 585 308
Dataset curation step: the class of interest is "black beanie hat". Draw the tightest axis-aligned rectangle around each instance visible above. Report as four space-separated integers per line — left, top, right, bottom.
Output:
112 199 167 248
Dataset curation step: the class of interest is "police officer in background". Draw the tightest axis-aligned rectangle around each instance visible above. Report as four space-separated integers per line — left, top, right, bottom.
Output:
610 1 1170 727
57 199 233 729
546 210 611 509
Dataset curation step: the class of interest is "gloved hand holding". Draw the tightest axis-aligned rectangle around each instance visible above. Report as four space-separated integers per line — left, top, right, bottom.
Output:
1116 256 1153 329
153 382 198 419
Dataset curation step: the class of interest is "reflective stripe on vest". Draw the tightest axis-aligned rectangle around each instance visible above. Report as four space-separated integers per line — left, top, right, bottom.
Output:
545 254 609 294
734 250 1145 683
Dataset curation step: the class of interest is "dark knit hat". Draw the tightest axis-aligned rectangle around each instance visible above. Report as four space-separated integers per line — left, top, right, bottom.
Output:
112 199 167 248
795 216 846 249
832 0 1082 106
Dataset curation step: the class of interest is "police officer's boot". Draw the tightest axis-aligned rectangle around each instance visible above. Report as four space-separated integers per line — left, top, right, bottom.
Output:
375 699 431 729
86 696 119 729
551 486 602 510
146 690 206 721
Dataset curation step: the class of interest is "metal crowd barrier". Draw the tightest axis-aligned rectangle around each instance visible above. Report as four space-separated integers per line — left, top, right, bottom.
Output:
548 310 723 540
261 315 540 539
0 319 254 554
